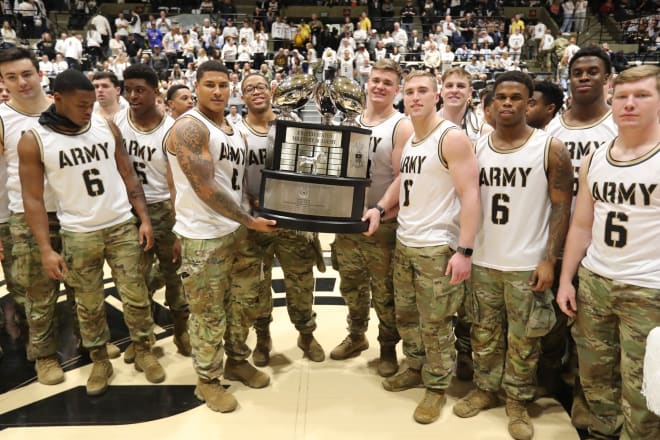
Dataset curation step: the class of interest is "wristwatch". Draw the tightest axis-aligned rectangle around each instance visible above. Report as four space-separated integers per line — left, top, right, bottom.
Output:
456 246 473 257
375 204 386 217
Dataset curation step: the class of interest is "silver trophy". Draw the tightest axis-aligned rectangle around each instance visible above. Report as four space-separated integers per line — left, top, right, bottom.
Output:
273 73 317 121
258 73 372 233
330 76 365 127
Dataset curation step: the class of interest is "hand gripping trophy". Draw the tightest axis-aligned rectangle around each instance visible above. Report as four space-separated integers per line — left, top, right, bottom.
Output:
256 74 372 233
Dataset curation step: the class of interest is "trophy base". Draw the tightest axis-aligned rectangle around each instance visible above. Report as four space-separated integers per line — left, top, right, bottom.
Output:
255 210 369 233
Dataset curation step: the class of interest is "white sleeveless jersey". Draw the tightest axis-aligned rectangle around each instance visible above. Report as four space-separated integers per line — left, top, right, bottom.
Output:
437 107 483 142
360 111 408 207
114 109 174 204
582 141 660 289
0 103 57 214
397 119 461 248
545 111 617 202
472 129 553 271
31 113 133 232
167 109 246 239
235 118 267 201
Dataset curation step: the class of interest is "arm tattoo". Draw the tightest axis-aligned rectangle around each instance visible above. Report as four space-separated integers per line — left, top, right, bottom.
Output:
545 144 573 261
174 119 252 226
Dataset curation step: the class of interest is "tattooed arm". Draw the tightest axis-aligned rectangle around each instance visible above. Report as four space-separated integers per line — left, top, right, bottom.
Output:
109 120 154 251
530 138 573 292
168 116 275 231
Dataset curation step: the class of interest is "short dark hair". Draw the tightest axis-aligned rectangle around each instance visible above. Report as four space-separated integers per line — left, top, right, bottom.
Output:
196 60 229 82
493 71 534 97
534 80 564 118
482 89 495 108
568 45 612 76
0 47 40 74
166 84 191 101
92 71 120 87
123 63 159 89
53 69 95 94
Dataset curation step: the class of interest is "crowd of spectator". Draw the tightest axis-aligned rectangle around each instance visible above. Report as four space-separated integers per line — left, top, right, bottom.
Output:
2 0 649 108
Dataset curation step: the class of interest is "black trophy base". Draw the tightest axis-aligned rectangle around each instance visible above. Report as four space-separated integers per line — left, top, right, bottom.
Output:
255 210 369 234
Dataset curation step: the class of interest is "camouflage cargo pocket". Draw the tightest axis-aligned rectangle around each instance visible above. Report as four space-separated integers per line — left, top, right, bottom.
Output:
463 278 478 323
10 242 33 291
525 289 557 338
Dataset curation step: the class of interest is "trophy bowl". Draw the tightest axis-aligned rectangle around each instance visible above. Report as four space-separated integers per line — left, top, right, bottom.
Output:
273 73 318 120
330 77 365 127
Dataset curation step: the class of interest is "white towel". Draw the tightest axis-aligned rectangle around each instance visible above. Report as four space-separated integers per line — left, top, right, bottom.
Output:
643 327 660 416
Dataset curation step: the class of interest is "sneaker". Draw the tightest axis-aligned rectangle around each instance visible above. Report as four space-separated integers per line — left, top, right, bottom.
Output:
35 356 65 385
330 334 369 360
413 389 446 424
506 398 534 440
194 378 237 413
453 388 499 418
224 358 270 389
382 367 422 392
297 333 325 362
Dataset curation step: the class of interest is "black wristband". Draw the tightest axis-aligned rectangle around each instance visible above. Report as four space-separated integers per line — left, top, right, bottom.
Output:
375 204 386 218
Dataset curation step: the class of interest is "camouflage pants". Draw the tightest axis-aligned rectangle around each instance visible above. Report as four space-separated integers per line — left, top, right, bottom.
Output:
468 265 556 401
9 213 62 359
0 221 25 305
143 201 187 312
62 218 154 349
334 220 399 345
226 228 317 360
178 229 241 381
573 266 660 440
393 242 464 390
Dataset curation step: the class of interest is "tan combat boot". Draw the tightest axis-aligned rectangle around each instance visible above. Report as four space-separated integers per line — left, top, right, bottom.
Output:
252 327 272 367
382 367 422 392
86 346 113 396
195 378 238 413
506 398 534 440
224 358 270 388
106 342 121 359
414 389 446 424
453 388 500 418
378 344 398 377
330 333 369 360
171 310 192 356
134 339 166 383
124 333 156 364
35 355 65 385
297 333 325 362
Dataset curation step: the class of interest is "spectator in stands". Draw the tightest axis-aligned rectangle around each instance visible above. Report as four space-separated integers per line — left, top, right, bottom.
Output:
223 17 239 41
508 27 525 63
374 40 388 61
400 0 417 35
64 32 83 70
408 29 422 60
538 28 555 71
128 6 143 49
1 20 17 47
237 38 253 65
227 72 243 113
219 0 238 26
162 26 184 66
17 0 37 39
239 19 255 45
574 0 588 33
389 46 402 63
221 37 238 71
338 50 356 80
561 1 575 33
441 16 457 44
38 53 54 81
146 22 163 50
357 57 372 87
510 13 526 34
548 0 563 26
109 33 127 58
85 24 103 65
392 22 408 55
53 52 68 75
380 0 395 31
156 10 172 34
35 32 56 60
151 45 170 80
110 52 130 90
322 47 338 80
423 42 441 74
125 34 142 64
114 11 129 41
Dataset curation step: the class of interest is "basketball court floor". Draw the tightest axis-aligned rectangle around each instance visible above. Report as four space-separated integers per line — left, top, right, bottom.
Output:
0 237 579 440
